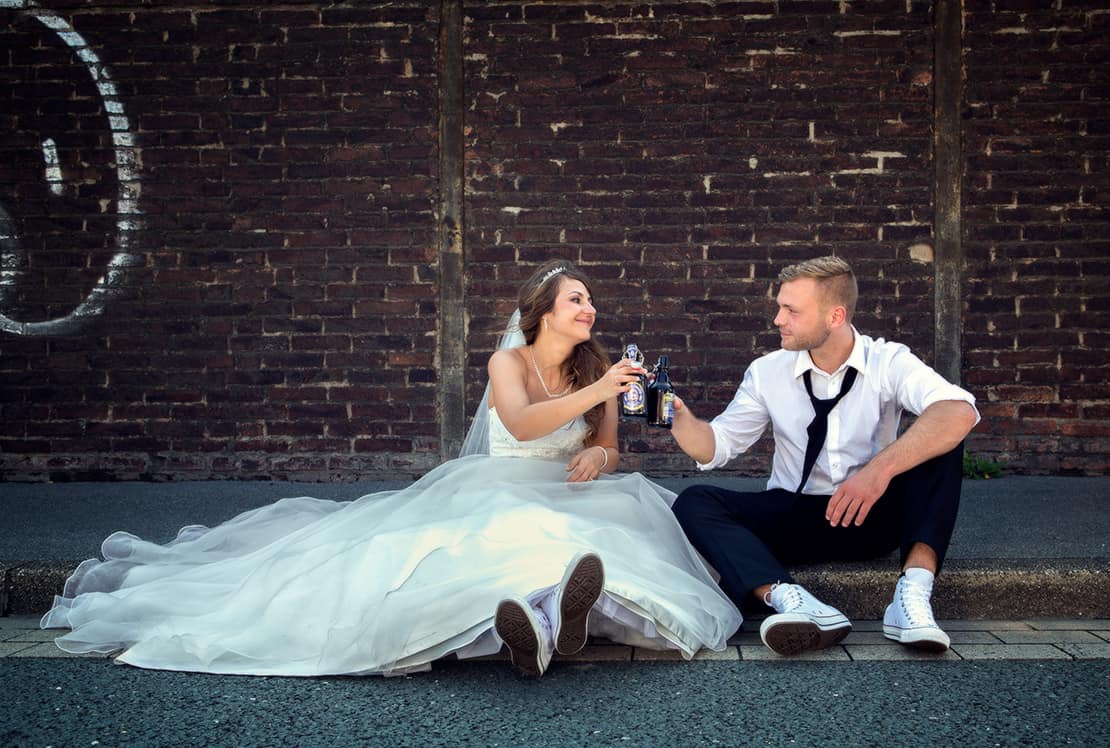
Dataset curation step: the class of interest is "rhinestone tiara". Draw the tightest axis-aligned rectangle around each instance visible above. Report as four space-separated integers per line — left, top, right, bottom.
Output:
540 266 567 285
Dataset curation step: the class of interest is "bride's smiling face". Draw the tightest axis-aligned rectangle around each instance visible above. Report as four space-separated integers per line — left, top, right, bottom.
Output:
544 278 596 342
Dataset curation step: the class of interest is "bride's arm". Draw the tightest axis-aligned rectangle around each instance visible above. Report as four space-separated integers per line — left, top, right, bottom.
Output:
565 399 620 482
488 349 635 442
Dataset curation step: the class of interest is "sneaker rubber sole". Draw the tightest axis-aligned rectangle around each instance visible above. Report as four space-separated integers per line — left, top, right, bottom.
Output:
760 614 852 656
883 624 950 652
554 551 605 655
495 599 544 677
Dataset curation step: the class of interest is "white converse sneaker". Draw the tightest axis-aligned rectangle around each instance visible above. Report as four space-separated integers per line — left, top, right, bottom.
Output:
883 568 950 652
550 551 605 655
759 583 852 656
495 597 553 677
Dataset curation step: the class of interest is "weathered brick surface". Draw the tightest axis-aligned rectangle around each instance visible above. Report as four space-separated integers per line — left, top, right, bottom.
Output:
1 1 442 480
962 4 1109 474
463 1 938 474
0 1 1106 481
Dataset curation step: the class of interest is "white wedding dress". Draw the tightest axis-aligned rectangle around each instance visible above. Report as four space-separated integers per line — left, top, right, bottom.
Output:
42 409 742 676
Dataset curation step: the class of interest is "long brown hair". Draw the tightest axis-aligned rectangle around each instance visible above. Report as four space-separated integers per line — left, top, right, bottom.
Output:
517 260 609 443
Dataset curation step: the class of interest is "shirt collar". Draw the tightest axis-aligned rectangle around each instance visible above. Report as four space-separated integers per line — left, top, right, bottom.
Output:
793 326 866 379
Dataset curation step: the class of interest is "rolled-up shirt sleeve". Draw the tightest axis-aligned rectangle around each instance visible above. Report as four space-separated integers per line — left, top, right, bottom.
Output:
697 365 771 471
886 346 981 425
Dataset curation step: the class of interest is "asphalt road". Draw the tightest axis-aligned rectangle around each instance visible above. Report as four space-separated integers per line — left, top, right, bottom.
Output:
2 658 1107 746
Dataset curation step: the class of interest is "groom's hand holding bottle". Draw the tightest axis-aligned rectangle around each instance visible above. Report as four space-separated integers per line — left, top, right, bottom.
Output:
668 394 717 466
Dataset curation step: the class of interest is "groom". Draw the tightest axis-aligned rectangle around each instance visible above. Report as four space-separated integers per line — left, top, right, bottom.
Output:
668 256 979 656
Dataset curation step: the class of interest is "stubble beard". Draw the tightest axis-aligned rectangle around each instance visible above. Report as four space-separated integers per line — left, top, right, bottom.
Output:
780 326 832 352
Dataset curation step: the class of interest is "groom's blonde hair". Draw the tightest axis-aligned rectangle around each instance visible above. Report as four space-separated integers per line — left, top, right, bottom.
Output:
779 256 858 322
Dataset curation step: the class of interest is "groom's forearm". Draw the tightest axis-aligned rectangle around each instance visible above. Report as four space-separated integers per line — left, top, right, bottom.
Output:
671 405 717 465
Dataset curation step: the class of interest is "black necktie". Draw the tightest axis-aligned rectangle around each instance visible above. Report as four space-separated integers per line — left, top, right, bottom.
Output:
797 367 858 494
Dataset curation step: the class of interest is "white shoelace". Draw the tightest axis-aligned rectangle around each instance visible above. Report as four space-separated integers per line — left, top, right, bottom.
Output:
768 583 805 613
898 579 938 626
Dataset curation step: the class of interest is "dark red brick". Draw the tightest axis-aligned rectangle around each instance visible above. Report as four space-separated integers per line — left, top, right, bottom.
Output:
0 0 1103 480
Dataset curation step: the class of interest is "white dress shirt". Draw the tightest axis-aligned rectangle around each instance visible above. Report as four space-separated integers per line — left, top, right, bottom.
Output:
698 328 980 494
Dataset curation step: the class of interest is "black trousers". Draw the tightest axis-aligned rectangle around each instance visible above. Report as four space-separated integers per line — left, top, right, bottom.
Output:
672 444 964 606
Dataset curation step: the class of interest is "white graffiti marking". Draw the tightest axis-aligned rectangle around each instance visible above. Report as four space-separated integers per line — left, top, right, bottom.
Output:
0 0 142 336
41 138 63 196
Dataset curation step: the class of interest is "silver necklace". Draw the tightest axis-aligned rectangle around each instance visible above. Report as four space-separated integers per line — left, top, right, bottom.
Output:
529 345 572 398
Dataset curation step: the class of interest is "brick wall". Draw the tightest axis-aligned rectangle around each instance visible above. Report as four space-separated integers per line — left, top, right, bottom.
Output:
1 1 443 480
962 3 1109 474
463 1 938 475
0 1 1106 481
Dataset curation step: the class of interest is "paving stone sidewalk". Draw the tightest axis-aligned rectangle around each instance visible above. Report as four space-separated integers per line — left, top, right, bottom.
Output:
5 615 1108 664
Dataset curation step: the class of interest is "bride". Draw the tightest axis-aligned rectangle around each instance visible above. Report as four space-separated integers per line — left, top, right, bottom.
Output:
41 260 742 677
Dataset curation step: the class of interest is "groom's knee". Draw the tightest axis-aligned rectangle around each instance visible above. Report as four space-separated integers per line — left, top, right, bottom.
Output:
672 485 718 530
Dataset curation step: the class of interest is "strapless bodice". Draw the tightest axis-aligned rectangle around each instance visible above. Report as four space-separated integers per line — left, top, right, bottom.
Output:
488 407 587 460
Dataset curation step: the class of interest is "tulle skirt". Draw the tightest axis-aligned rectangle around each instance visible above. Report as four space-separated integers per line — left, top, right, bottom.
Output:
41 456 742 676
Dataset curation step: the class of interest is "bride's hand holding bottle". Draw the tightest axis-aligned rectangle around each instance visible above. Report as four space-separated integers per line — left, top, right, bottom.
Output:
589 359 646 403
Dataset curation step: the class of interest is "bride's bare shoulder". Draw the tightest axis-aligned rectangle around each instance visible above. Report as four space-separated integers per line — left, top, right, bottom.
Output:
489 346 528 370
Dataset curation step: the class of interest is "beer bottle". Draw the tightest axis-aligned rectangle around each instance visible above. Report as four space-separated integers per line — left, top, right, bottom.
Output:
647 354 675 428
619 343 647 419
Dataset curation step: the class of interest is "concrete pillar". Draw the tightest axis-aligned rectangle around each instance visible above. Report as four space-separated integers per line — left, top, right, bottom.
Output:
934 0 964 384
436 0 466 459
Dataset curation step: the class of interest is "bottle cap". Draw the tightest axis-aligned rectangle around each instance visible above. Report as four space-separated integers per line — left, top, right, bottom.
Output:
624 343 644 365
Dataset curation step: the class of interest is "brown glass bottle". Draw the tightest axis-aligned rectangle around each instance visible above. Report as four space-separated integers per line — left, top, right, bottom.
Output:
647 354 675 428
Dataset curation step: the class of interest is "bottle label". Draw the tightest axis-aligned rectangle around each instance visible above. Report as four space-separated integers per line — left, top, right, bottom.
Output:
659 392 675 425
622 382 646 415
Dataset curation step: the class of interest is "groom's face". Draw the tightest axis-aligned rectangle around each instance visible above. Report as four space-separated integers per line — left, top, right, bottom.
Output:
773 278 832 352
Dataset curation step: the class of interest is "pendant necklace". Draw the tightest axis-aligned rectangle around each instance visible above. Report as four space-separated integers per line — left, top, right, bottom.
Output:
529 345 572 398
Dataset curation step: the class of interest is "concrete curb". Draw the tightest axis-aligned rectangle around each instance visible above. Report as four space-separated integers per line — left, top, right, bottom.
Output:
4 562 73 618
6 557 1108 620
791 558 1110 620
